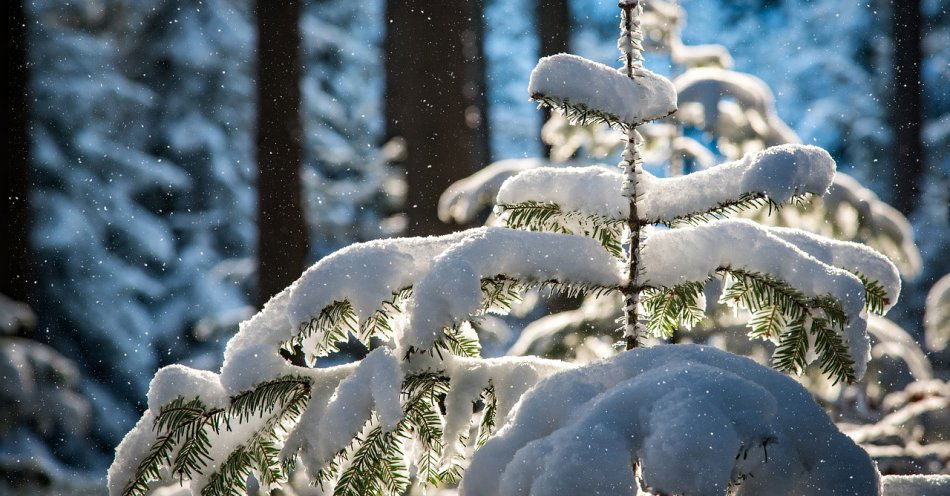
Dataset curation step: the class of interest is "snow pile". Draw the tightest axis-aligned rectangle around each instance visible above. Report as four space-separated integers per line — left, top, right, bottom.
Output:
406 228 625 349
881 474 950 495
529 54 677 126
462 344 880 496
640 219 873 377
496 144 835 224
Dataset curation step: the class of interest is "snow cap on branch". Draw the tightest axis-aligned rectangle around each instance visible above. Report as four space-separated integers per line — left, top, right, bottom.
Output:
529 53 676 127
405 227 624 349
496 144 835 225
462 345 880 496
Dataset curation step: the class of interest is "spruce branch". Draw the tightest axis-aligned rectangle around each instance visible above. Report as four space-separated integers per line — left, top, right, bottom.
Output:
496 201 625 258
640 282 706 338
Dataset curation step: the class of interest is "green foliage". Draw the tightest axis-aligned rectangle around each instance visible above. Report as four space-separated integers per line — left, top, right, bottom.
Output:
641 282 706 338
497 201 625 258
654 193 810 227
476 386 498 448
531 93 635 131
718 268 855 384
318 372 474 496
772 317 808 374
857 273 889 315
122 377 312 496
289 288 413 358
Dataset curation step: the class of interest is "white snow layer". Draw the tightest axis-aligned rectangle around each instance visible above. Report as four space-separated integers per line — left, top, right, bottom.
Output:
405 227 625 349
881 474 950 495
640 219 872 377
768 227 901 310
496 144 835 224
529 53 677 126
461 344 881 496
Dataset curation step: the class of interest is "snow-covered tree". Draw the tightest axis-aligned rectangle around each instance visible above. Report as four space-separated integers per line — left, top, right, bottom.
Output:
109 2 902 495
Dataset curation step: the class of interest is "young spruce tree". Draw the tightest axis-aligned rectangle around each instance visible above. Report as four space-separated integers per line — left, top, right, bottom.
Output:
110 2 900 495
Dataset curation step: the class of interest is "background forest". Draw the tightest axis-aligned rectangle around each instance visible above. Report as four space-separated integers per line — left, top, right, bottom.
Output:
3 0 948 493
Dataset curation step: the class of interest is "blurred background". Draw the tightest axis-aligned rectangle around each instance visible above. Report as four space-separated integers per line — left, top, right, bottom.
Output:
3 0 948 493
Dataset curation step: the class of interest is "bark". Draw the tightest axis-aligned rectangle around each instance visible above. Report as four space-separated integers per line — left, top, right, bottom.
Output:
889 0 924 215
386 0 490 235
255 0 310 306
4 0 34 313
536 0 571 158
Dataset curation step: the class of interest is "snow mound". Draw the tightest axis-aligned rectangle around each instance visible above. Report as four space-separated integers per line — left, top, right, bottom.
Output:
529 53 676 126
462 344 880 496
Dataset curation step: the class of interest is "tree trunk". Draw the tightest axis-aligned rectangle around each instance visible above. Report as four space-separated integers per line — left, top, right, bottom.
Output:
536 0 571 158
386 0 490 236
255 0 309 306
889 0 924 216
4 0 34 315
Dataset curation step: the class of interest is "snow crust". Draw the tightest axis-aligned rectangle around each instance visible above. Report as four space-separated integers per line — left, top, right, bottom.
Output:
496 144 835 224
640 219 871 377
405 227 625 349
462 344 880 496
529 53 677 126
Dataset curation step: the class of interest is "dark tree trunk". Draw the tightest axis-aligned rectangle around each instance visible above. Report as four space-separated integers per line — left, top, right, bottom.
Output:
536 0 571 158
4 0 34 313
386 0 490 236
889 0 924 216
255 0 309 306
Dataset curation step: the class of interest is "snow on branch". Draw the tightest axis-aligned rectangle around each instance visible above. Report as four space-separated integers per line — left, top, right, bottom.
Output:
674 67 798 146
529 53 676 129
495 144 835 227
405 227 624 350
768 227 901 314
462 345 880 496
438 159 544 225
640 219 876 380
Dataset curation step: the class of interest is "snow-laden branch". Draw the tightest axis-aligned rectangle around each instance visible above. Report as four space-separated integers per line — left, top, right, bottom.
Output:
405 227 624 350
462 345 880 496
674 67 798 146
529 53 676 128
496 144 835 225
768 227 901 312
438 159 545 225
640 219 872 378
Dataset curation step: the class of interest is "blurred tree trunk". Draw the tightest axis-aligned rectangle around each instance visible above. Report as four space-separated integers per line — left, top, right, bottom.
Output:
4 0 34 317
386 0 490 235
889 0 924 216
255 0 309 306
537 0 570 158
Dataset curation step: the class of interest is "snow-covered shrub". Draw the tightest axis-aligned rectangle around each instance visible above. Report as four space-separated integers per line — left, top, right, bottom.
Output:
109 2 901 495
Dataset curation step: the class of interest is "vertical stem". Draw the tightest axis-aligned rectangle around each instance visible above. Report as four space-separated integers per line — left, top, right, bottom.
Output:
619 0 643 350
